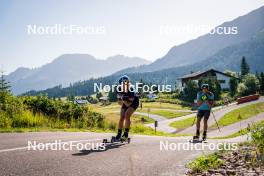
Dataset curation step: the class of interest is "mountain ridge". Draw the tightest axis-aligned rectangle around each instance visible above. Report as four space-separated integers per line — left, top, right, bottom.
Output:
115 5 264 74
7 54 150 94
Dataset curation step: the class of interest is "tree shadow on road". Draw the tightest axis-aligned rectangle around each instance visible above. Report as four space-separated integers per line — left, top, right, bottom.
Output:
72 142 126 156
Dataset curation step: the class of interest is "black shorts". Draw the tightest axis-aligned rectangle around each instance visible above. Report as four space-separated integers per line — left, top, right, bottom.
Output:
197 110 211 120
121 97 139 111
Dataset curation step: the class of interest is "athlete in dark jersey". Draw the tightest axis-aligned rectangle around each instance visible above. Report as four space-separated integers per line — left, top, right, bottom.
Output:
115 75 139 140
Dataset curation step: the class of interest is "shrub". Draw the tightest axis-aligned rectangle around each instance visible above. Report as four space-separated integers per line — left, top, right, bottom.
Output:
188 153 223 173
0 94 106 130
251 121 264 154
237 74 259 96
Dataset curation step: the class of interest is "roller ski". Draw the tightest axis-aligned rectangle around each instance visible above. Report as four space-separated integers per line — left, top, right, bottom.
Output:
105 136 130 144
189 135 202 143
189 133 208 143
102 135 131 144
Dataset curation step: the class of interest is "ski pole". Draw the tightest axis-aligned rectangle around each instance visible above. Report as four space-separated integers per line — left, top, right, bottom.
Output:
211 111 221 132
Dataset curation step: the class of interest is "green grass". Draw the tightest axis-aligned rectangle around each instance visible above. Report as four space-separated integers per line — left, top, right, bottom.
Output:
0 125 192 137
150 110 191 119
188 153 224 173
210 128 249 139
132 114 155 124
169 116 195 129
211 119 264 139
0 127 115 133
140 102 190 110
211 102 264 128
138 109 191 119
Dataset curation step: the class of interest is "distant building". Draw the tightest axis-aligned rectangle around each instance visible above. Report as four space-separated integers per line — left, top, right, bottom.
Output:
147 92 158 99
99 96 109 105
74 99 89 105
179 69 239 90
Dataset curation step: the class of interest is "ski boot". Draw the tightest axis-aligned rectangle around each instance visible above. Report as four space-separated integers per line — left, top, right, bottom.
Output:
193 135 199 141
202 131 207 141
111 129 122 143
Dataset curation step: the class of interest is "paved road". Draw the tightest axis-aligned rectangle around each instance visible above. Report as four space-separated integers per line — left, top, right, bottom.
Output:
0 132 245 176
145 113 195 133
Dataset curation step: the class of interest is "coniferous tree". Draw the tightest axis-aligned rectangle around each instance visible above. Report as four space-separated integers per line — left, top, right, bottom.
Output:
0 71 11 108
0 71 11 93
240 56 250 78
229 77 238 97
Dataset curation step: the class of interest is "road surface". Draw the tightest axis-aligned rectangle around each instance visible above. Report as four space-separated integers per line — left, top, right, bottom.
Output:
0 132 245 176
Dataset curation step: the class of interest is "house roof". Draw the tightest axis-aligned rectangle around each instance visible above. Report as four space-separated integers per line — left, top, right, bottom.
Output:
180 69 239 80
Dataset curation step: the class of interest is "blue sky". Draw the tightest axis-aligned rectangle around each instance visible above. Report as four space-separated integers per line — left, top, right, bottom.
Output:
1 0 264 73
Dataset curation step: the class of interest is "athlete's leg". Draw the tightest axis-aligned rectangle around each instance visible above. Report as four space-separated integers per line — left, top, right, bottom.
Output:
196 110 204 137
123 107 135 138
203 118 208 132
202 111 210 140
118 108 126 129
116 108 126 139
196 117 202 136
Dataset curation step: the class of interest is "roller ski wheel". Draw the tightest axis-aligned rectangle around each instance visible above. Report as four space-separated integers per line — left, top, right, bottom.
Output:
102 139 108 143
120 136 131 144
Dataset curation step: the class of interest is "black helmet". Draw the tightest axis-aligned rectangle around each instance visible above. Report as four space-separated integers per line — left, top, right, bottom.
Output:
118 75 130 84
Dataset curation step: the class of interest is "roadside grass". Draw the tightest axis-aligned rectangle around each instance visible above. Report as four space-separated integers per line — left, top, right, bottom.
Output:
89 103 120 113
137 109 191 119
93 111 155 125
90 102 191 120
188 120 264 174
0 125 192 137
132 114 155 124
169 115 196 129
187 152 224 173
0 101 193 136
210 120 264 140
140 102 190 110
0 127 115 133
210 128 249 139
210 102 264 128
